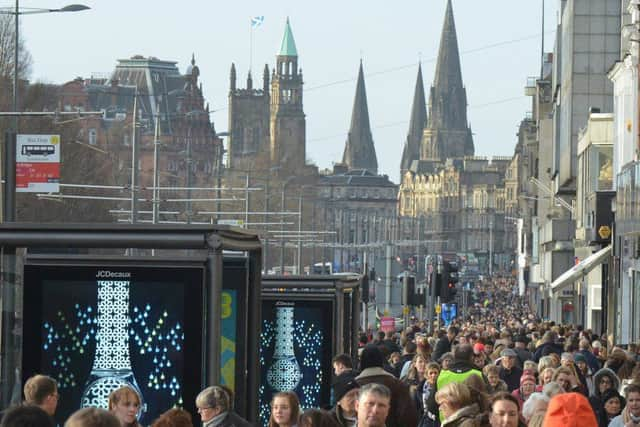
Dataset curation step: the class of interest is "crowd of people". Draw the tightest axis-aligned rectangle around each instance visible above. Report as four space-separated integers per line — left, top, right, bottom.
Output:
4 277 640 427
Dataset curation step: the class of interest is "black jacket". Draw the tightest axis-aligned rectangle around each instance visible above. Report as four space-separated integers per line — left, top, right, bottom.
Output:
217 411 253 427
431 337 451 362
499 365 523 392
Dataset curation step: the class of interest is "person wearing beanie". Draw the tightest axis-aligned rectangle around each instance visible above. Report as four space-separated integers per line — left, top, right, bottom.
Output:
574 352 595 396
330 374 359 427
609 383 640 427
355 344 418 427
596 388 624 427
542 392 598 427
511 370 536 410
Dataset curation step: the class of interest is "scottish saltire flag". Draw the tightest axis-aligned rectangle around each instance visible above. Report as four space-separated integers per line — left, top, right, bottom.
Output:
251 16 264 28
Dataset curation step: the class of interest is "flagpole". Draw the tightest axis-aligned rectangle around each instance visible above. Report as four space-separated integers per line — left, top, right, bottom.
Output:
249 19 253 75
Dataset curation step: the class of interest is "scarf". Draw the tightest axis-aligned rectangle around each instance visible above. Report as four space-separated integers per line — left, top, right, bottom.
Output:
622 406 640 425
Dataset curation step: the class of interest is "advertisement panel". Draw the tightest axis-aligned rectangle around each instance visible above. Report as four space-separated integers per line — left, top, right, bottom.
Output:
16 134 60 192
22 264 205 426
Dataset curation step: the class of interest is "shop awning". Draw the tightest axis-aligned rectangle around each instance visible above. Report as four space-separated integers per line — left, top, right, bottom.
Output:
550 245 611 293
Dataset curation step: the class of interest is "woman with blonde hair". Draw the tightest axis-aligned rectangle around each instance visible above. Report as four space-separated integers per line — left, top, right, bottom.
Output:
539 367 556 387
269 391 300 427
108 386 142 427
435 382 481 427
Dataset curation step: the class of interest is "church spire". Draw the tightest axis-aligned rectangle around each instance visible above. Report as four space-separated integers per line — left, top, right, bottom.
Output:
423 0 474 160
401 63 427 175
278 17 298 57
342 61 378 174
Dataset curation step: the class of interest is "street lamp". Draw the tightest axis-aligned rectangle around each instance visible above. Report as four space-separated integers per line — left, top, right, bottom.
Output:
280 176 296 274
0 2 90 121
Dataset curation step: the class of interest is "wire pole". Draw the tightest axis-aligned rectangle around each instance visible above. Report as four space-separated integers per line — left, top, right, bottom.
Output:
131 88 138 223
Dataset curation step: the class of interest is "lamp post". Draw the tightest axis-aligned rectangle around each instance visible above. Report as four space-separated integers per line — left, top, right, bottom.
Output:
280 176 296 274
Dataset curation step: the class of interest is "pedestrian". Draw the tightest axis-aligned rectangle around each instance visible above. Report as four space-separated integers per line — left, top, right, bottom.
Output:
488 392 520 427
498 349 522 392
330 376 359 427
299 409 339 427
65 408 120 427
588 367 620 420
108 386 142 427
150 408 193 427
432 327 458 362
595 389 624 427
434 382 482 427
0 405 54 427
268 392 300 427
355 345 417 427
22 374 59 419
609 383 640 427
542 392 598 427
483 365 508 394
195 386 251 427
355 383 391 427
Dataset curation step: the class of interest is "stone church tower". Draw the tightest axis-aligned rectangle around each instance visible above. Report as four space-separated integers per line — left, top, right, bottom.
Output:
227 63 270 168
342 61 378 174
270 18 306 170
421 0 474 161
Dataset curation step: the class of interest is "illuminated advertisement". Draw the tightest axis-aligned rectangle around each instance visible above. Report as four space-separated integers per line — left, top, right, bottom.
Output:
22 265 204 426
220 290 237 390
441 303 457 327
259 299 333 426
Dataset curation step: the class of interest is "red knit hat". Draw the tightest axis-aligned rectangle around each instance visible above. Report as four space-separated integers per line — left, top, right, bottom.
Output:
542 392 597 427
520 373 536 386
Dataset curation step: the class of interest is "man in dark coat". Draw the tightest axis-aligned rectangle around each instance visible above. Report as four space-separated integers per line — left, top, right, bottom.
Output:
431 326 458 362
355 345 418 427
498 348 523 392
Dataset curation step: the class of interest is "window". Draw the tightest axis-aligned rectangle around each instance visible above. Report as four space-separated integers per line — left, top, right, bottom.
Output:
88 128 97 145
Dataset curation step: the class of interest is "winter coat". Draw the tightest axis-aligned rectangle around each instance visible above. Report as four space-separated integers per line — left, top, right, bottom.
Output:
588 367 621 422
533 342 563 362
441 403 482 427
432 337 452 362
356 367 418 427
486 379 508 394
329 405 356 427
499 365 523 392
215 412 253 427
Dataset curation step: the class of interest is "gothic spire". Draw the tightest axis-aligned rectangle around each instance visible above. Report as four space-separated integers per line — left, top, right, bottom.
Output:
230 63 236 91
401 63 427 175
423 0 474 160
434 0 463 93
342 61 378 174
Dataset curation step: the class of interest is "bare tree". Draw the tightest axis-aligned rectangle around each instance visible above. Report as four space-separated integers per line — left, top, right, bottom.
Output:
0 13 33 110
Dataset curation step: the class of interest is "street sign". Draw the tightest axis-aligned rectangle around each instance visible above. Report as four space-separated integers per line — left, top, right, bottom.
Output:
435 304 441 314
380 316 395 332
598 225 611 239
16 134 60 193
402 306 410 315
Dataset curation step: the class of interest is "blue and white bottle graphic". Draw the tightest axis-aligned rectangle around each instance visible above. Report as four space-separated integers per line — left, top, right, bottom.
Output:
81 278 145 416
266 303 302 391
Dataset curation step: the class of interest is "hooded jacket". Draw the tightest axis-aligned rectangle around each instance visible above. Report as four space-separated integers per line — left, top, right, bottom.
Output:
588 367 621 422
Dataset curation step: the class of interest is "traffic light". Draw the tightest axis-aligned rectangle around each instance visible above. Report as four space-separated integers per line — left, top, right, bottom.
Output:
362 273 369 303
407 275 422 306
442 261 459 303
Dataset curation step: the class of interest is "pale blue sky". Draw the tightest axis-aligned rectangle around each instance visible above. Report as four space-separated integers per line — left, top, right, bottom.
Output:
19 0 557 183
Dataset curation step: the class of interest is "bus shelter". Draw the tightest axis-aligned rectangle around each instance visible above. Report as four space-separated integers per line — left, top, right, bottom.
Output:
0 223 262 424
258 275 361 424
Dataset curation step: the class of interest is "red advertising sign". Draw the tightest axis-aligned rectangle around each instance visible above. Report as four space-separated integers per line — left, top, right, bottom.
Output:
16 134 60 193
380 316 395 332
